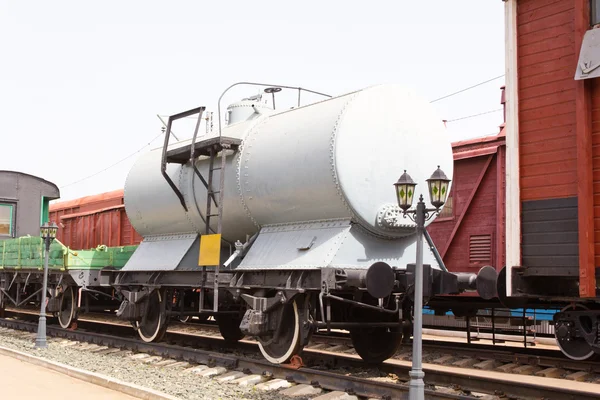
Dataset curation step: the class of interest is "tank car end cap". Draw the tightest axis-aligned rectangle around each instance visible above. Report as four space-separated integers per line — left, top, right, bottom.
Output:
476 265 498 300
366 262 395 299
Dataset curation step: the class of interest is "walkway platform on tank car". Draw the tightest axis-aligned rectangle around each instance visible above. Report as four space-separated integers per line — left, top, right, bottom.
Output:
0 353 138 399
166 136 242 164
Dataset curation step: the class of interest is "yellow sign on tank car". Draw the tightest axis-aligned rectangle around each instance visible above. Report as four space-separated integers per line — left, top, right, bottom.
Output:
198 234 221 266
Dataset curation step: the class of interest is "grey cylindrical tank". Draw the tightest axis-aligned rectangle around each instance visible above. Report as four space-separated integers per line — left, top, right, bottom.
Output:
124 84 453 244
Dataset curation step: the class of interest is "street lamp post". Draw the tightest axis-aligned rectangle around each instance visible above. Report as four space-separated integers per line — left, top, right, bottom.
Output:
35 221 58 349
394 166 450 400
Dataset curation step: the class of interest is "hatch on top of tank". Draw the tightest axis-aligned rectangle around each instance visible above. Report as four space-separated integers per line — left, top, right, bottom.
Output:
226 94 273 126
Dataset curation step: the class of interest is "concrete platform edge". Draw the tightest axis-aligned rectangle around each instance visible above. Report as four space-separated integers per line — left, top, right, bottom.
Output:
0 345 180 400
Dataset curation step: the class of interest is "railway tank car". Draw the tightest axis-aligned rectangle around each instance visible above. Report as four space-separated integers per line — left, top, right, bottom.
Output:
106 82 496 364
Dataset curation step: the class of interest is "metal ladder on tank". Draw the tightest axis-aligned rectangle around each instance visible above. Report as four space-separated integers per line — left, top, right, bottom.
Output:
200 142 226 313
160 106 241 313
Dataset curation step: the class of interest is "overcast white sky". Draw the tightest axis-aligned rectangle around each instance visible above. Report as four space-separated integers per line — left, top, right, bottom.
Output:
1 1 506 201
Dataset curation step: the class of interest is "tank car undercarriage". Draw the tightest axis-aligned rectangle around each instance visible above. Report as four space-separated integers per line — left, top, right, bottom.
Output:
106 263 494 364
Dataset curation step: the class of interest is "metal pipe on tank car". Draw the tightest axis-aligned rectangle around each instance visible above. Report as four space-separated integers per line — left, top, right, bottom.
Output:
264 87 282 110
322 293 401 314
312 321 409 329
216 81 332 137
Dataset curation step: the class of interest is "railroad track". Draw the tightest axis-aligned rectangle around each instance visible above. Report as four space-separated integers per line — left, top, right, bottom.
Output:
7 308 600 380
141 317 600 378
0 317 468 400
1 313 599 399
6 308 598 377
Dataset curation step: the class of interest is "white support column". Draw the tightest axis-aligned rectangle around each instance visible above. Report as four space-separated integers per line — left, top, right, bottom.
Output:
504 0 520 296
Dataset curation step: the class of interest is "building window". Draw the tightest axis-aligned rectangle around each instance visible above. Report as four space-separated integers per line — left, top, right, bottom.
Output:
0 203 14 237
592 0 600 25
438 194 453 218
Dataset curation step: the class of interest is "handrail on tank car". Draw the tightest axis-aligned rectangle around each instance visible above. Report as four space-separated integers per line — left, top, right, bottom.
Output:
160 106 206 212
217 82 332 137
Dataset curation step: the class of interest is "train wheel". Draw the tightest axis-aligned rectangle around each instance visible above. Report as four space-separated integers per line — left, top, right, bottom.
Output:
350 326 403 364
136 289 168 343
216 314 244 342
58 286 77 329
555 304 595 361
257 298 303 364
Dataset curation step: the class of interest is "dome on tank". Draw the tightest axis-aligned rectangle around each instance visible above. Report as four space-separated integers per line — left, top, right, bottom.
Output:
226 94 273 126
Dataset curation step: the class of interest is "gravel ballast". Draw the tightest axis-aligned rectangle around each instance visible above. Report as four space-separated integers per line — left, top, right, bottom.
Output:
0 327 308 400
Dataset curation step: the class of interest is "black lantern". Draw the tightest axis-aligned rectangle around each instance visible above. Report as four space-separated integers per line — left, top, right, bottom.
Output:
40 222 58 240
426 166 450 209
394 170 417 212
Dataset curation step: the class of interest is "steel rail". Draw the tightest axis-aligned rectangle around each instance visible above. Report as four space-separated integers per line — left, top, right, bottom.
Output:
1 317 598 400
416 341 600 374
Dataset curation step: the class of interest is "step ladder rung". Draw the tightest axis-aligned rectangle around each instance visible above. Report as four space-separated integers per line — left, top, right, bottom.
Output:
207 213 220 217
208 190 221 194
210 167 222 171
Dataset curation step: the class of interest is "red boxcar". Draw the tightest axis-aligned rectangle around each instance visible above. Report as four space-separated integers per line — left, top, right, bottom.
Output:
428 129 506 278
49 189 142 249
502 0 599 300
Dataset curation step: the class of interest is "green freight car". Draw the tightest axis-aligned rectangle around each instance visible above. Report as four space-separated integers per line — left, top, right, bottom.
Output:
0 235 137 328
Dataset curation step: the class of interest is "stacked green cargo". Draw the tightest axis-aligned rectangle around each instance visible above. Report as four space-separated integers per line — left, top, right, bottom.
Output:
65 245 138 270
0 236 65 270
0 236 138 271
